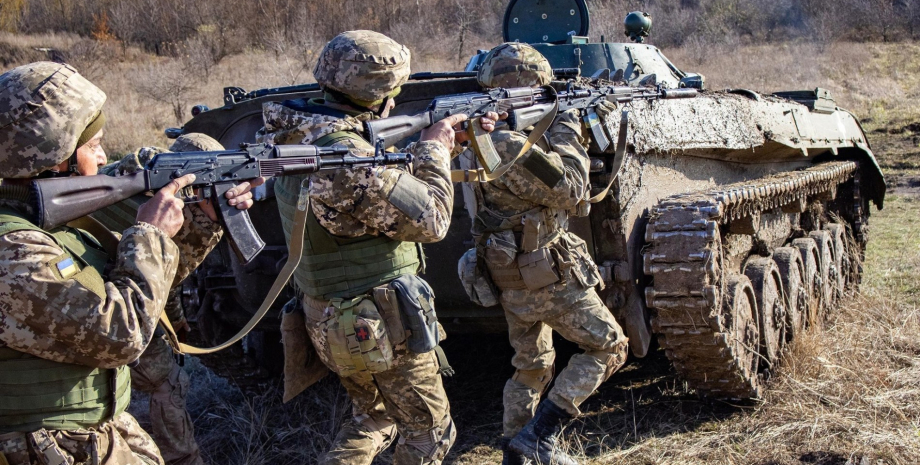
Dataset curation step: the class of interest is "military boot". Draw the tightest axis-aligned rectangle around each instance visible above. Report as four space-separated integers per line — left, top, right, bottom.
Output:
508 401 578 465
501 437 528 465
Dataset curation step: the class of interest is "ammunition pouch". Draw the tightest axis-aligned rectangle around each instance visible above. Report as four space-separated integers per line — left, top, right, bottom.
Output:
388 275 440 354
517 247 561 291
457 247 499 307
485 231 603 293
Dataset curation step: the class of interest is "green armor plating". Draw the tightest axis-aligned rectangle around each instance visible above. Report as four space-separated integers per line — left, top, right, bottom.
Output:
0 209 131 433
274 130 422 300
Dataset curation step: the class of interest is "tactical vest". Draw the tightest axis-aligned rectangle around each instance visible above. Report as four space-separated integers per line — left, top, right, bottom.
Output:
0 207 131 433
274 119 422 300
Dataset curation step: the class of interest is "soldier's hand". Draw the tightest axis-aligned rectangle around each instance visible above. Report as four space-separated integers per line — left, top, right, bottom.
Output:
420 114 469 152
137 174 196 237
197 177 267 222
454 111 505 144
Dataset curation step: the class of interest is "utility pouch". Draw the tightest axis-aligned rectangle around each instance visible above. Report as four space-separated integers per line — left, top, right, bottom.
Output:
560 233 603 290
483 230 518 267
388 275 440 354
458 247 499 307
324 297 395 379
373 286 407 349
521 212 543 253
517 247 561 291
281 298 329 402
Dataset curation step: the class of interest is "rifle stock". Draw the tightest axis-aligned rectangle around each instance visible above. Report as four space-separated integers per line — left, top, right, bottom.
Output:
365 113 434 148
33 172 149 230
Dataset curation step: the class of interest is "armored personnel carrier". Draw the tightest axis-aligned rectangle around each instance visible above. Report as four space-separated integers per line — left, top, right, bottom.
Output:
168 0 884 398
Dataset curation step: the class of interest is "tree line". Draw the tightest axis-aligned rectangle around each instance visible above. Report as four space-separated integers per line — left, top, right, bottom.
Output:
2 0 918 67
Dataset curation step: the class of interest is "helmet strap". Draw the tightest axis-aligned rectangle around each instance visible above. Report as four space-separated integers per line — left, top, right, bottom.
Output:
66 151 80 175
375 95 393 117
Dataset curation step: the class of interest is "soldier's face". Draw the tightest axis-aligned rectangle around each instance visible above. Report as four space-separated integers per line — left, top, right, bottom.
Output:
74 130 107 176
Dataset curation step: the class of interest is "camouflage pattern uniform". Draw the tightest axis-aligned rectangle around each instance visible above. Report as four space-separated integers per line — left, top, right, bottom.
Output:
0 62 221 465
258 31 455 465
463 44 629 462
96 134 225 465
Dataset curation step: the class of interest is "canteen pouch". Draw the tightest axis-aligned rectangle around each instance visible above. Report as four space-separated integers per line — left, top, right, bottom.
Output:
517 247 561 291
323 296 395 379
458 248 499 307
389 275 440 353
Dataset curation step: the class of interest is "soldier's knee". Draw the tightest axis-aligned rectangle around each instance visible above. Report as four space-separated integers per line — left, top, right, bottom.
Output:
154 364 190 409
357 414 398 454
397 416 456 464
511 365 554 394
585 340 628 380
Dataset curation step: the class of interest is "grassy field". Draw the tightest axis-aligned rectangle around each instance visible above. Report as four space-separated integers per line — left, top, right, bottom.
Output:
4 33 912 464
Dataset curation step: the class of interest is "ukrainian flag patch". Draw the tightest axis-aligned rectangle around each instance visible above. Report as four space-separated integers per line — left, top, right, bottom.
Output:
56 257 77 278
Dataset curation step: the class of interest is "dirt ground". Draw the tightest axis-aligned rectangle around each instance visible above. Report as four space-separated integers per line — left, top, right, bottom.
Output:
127 119 920 464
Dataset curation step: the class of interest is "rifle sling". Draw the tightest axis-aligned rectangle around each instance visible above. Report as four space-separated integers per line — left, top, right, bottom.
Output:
450 100 558 183
65 216 121 256
588 109 630 203
159 179 311 355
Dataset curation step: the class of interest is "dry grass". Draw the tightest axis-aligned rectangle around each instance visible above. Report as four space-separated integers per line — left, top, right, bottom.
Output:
3 30 912 464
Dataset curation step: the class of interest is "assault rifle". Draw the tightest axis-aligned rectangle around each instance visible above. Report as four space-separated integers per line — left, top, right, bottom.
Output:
31 143 412 264
366 84 698 176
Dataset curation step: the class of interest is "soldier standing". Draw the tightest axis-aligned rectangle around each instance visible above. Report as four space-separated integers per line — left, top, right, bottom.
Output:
0 62 261 465
258 30 497 464
95 133 229 465
459 44 629 465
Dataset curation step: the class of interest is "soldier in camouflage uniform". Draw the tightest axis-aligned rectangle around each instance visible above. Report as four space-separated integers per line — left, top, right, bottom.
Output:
95 133 227 465
257 31 497 465
0 62 261 465
459 44 629 465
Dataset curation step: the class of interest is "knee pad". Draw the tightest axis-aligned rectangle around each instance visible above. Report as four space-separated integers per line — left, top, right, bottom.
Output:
354 414 397 454
511 365 554 395
586 340 628 381
397 416 456 463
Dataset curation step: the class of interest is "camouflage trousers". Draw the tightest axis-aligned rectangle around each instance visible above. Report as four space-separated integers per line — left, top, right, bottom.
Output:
302 296 455 465
0 413 163 465
130 336 204 465
498 283 628 438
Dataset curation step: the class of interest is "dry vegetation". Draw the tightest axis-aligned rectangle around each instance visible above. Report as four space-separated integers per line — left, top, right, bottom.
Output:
119 40 920 465
4 0 920 463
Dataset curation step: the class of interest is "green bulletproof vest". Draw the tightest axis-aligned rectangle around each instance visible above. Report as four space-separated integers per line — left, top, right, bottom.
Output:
0 207 131 433
274 129 422 299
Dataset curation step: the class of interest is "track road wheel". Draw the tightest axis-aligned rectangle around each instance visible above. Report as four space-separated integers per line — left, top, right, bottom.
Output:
792 238 821 328
773 247 806 343
720 274 761 398
808 230 836 318
824 223 850 295
743 257 786 371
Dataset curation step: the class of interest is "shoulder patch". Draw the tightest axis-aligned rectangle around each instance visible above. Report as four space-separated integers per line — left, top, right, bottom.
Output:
521 149 564 188
53 256 78 279
387 174 430 220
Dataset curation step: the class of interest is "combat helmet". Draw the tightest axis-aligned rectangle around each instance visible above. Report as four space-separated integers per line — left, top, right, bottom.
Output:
477 43 552 89
0 62 106 178
313 30 411 108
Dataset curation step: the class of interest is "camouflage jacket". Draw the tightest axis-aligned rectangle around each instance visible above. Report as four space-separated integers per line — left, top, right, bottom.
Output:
461 109 591 229
0 179 221 368
258 101 453 243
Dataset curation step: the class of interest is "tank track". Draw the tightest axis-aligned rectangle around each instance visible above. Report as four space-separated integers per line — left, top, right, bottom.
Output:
643 161 858 399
